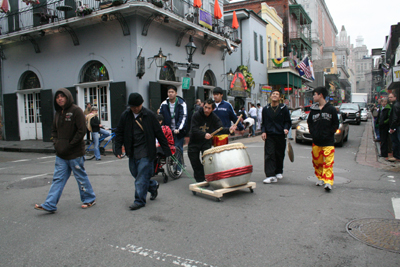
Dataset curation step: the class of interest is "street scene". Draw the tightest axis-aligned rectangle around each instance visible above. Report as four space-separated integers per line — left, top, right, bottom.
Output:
0 121 399 266
0 0 400 266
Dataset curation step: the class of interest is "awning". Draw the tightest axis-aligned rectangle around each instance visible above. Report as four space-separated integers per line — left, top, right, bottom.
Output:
268 72 302 88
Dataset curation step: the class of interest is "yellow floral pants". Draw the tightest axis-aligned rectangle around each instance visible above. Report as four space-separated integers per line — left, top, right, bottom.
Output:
311 144 335 185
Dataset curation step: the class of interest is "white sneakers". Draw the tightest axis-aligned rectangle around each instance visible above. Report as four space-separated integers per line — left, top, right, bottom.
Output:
276 174 283 179
263 177 277 184
315 180 324 186
324 183 332 191
315 179 332 191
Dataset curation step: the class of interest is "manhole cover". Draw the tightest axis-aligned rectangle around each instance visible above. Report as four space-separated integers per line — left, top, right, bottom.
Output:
307 176 351 184
346 218 400 253
7 177 52 189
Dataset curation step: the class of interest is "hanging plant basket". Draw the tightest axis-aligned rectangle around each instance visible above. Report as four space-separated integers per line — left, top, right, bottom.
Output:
22 0 40 5
76 5 93 16
151 0 164 8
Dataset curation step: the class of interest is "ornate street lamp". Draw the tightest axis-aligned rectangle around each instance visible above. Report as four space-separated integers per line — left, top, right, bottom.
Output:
185 35 197 63
226 68 234 83
153 48 167 67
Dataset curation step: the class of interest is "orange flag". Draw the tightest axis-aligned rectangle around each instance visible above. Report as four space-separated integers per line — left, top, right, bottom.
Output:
232 11 239 29
214 0 222 19
193 0 202 8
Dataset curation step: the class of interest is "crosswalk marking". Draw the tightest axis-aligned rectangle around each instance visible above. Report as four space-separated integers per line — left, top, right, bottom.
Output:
12 159 31 163
21 173 50 180
392 198 400 219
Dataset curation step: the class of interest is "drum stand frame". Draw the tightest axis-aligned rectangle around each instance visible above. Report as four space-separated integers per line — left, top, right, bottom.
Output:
189 181 256 202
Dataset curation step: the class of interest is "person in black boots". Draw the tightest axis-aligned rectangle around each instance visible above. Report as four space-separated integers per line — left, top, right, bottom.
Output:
114 93 172 211
377 97 391 159
261 89 291 184
188 99 236 183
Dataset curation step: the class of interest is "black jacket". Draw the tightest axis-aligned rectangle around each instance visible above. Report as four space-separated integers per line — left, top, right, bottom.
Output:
189 108 229 142
377 104 391 127
390 100 400 130
307 102 339 146
114 107 172 160
90 115 101 132
261 103 291 135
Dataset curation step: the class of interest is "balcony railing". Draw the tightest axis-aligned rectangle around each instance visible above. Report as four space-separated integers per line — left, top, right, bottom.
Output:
0 0 234 40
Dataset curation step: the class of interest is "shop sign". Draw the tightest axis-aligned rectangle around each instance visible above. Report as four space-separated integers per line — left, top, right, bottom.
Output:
386 67 393 86
229 72 248 97
393 66 400 82
261 85 272 94
199 9 212 30
182 77 191 89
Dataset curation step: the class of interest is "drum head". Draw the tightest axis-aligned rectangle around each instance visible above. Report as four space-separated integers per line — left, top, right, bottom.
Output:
287 140 294 162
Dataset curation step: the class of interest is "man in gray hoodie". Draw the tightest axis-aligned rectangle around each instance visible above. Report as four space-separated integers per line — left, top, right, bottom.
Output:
34 88 96 213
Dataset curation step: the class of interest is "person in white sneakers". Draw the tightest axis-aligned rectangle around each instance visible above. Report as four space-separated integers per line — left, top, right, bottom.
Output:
261 89 291 184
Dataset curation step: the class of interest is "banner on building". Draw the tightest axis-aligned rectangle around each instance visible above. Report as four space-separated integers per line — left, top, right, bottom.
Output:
199 9 212 30
261 85 272 94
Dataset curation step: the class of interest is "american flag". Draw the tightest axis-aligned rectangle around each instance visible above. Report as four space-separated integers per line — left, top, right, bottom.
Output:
297 56 314 80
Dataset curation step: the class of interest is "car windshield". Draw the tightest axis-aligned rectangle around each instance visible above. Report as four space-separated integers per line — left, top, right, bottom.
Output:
291 109 302 116
340 104 358 110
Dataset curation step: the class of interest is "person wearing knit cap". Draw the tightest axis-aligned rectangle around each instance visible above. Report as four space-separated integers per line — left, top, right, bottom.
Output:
114 92 172 210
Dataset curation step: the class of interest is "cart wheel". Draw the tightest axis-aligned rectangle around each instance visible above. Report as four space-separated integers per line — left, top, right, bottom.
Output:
192 191 197 195
250 188 254 193
216 198 221 202
163 173 168 183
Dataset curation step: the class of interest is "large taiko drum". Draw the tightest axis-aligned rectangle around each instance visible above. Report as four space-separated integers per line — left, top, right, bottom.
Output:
202 143 252 190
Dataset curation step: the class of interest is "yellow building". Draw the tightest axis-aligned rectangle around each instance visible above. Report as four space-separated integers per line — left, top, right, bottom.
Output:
261 3 284 63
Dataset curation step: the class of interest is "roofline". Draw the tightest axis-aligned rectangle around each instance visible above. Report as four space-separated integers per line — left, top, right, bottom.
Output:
224 8 268 25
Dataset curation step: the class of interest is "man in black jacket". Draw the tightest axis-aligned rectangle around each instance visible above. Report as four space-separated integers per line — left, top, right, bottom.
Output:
188 99 236 182
261 89 291 184
114 93 172 210
307 87 339 191
389 91 400 161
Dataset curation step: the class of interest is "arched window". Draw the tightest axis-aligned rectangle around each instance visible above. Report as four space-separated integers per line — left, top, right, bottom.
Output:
159 61 176 81
203 70 216 86
20 71 40 89
80 61 109 83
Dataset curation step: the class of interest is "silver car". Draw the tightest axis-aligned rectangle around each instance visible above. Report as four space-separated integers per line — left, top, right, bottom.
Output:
291 108 306 129
295 114 350 147
360 109 368 121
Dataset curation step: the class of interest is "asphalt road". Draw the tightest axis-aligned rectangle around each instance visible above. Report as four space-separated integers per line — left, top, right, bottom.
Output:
0 121 399 266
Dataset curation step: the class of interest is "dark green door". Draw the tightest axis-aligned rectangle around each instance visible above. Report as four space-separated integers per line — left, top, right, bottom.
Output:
110 82 127 128
3 93 19 141
148 82 162 113
65 87 77 104
196 86 205 102
40 89 53 142
183 86 195 136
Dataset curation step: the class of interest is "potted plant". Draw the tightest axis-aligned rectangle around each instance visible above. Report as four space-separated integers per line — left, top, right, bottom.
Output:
151 0 164 8
22 0 40 5
76 4 93 16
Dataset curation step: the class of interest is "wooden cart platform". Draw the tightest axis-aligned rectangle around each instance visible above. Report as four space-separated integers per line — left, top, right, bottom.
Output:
189 181 256 202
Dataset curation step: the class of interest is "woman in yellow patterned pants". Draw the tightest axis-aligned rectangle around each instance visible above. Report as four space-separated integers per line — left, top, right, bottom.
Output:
312 145 335 185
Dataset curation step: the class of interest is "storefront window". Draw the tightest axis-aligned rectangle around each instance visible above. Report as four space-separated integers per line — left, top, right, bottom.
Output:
159 61 176 81
21 71 40 89
203 70 215 86
81 61 109 83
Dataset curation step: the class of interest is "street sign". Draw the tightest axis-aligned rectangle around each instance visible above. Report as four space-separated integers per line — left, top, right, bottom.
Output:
182 77 191 89
191 63 200 69
173 62 199 69
175 69 196 78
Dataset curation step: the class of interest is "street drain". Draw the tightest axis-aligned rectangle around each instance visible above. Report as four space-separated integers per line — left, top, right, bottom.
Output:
7 177 52 189
307 176 351 184
346 218 400 253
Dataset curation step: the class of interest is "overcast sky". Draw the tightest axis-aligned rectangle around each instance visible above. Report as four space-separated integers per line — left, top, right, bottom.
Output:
324 0 400 52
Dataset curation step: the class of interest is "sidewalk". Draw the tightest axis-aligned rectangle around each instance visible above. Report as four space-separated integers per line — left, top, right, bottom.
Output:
356 118 400 172
0 128 261 154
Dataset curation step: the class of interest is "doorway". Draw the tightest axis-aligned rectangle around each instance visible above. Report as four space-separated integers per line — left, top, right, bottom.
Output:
18 91 42 140
83 85 111 127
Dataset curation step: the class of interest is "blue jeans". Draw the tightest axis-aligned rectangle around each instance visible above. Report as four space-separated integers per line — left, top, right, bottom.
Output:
391 126 400 159
251 116 257 136
92 128 110 160
174 135 184 170
41 156 96 211
128 157 158 206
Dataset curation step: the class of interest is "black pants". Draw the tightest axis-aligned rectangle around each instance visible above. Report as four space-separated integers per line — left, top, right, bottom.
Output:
188 140 212 182
86 129 91 141
264 134 286 177
379 125 390 157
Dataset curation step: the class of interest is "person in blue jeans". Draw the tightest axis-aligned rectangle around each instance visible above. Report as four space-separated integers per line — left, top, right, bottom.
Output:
34 88 96 213
248 103 258 137
114 93 172 210
89 106 110 161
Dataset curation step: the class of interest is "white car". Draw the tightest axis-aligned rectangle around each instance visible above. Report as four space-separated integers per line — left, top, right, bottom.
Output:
360 109 368 121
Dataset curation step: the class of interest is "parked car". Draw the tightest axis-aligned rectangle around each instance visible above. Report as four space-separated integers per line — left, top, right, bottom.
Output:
360 109 368 121
339 103 361 125
295 114 350 147
291 108 306 129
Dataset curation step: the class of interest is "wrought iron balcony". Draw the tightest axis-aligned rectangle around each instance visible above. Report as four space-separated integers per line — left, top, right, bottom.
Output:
0 0 235 45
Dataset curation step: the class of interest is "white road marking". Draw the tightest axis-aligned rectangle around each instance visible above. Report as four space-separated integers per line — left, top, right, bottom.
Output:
110 244 216 267
0 167 14 171
392 198 400 219
21 173 50 180
37 156 56 159
12 159 31 163
96 160 119 165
